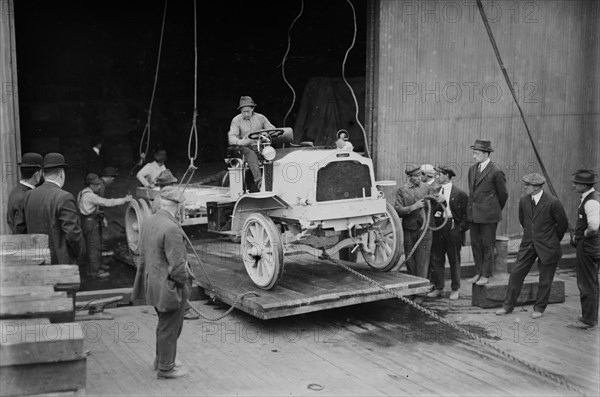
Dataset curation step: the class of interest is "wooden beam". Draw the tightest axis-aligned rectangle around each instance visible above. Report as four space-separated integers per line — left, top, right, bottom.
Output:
1 264 80 292
0 287 74 323
0 359 86 396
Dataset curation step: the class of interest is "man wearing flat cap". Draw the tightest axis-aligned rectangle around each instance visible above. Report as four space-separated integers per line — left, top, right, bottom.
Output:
568 169 599 330
467 140 508 285
496 173 568 318
77 173 132 279
150 169 178 214
427 165 469 300
227 96 276 192
6 153 43 234
421 164 439 189
23 153 84 264
394 164 440 279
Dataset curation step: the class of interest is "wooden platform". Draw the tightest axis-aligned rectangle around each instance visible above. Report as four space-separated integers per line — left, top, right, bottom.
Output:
188 252 431 320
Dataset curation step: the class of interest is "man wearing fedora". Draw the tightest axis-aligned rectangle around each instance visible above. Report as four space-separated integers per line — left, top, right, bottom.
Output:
132 186 192 379
467 139 508 286
496 173 568 318
227 96 276 192
23 153 84 265
78 173 132 279
6 153 44 234
568 169 599 330
427 165 469 300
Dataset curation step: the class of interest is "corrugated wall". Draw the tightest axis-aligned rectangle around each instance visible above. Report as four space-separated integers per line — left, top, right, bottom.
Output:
371 0 599 236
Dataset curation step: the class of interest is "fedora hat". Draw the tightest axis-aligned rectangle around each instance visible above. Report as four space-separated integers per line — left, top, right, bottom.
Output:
434 165 456 178
237 96 257 110
470 139 494 152
571 169 598 185
43 153 68 169
19 153 43 169
84 173 102 186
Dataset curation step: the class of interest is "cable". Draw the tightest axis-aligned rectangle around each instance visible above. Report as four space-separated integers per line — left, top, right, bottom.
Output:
281 0 304 127
343 0 370 158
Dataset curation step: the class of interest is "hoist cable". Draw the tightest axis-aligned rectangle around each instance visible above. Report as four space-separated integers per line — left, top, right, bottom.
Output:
281 0 304 127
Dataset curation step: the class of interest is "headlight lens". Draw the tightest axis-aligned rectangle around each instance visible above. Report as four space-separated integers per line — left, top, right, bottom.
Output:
261 146 276 161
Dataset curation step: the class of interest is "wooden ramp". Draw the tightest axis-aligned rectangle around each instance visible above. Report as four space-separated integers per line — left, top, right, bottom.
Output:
189 252 431 320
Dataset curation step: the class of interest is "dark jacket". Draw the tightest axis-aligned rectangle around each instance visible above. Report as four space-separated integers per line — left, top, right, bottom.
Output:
22 181 84 264
575 191 600 257
517 192 568 265
6 183 32 234
433 184 470 233
467 161 508 223
132 209 189 312
394 183 437 231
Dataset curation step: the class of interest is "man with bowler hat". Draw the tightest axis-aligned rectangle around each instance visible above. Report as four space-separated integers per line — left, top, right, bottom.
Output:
427 165 469 300
227 96 276 192
496 173 568 318
23 153 84 264
568 169 599 330
6 153 43 234
466 140 508 285
132 186 192 379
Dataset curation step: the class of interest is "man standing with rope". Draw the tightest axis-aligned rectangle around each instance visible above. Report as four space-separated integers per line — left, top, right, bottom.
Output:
227 96 275 192
466 140 508 286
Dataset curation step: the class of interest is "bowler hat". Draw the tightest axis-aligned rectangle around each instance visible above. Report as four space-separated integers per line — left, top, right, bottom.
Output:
160 186 185 203
470 139 494 152
421 164 435 176
237 96 257 110
19 153 43 169
156 169 178 186
84 173 102 186
43 153 68 169
521 173 546 186
101 166 118 177
405 164 423 176
434 165 456 178
571 169 598 185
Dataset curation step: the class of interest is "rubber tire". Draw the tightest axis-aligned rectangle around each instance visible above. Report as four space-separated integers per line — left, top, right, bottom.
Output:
241 213 284 290
361 201 404 272
125 199 149 255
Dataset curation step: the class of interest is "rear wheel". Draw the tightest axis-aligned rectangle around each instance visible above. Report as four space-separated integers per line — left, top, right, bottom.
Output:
360 202 404 271
241 213 284 290
125 199 151 257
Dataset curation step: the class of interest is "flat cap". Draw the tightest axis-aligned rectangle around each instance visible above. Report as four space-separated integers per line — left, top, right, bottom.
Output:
19 153 43 169
101 166 118 177
160 186 185 203
521 173 546 186
571 169 598 185
156 169 178 186
421 164 435 175
405 164 423 176
85 173 102 186
435 165 456 178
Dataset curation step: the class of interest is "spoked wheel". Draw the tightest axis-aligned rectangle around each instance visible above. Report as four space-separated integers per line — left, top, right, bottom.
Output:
360 202 404 271
125 199 151 257
241 213 284 290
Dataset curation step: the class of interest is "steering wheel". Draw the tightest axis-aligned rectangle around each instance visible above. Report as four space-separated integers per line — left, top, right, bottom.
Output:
247 128 285 140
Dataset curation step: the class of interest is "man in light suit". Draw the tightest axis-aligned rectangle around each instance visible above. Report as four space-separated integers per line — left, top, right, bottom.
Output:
23 153 84 264
427 165 469 300
496 173 568 318
466 140 508 285
132 186 191 379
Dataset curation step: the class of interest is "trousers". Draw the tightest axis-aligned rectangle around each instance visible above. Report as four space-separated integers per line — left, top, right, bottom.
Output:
228 145 261 182
576 239 599 326
430 219 462 291
470 222 497 277
81 215 101 276
404 228 432 279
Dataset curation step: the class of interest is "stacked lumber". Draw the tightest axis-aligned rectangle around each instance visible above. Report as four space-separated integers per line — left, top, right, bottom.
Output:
0 234 85 396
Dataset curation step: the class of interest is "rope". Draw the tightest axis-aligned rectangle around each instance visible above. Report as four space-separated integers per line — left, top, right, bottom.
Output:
342 0 370 158
281 0 304 127
474 0 574 236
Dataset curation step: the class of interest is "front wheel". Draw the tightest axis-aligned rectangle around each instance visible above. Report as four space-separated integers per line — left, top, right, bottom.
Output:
360 201 404 271
241 213 284 290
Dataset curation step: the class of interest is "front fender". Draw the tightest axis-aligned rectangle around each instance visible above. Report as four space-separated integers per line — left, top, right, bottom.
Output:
231 193 290 234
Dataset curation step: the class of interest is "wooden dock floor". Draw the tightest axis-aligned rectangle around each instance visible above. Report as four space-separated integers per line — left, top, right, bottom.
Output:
83 266 598 396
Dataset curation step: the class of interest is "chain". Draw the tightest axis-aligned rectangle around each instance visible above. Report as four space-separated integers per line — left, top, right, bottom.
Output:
321 253 585 395
185 292 259 322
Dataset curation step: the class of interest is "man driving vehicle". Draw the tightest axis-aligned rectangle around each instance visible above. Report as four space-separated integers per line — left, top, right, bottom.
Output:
227 96 275 192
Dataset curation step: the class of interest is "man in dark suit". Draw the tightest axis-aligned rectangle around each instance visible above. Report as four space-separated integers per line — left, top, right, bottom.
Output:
132 186 191 379
427 165 469 300
466 140 508 285
22 153 84 265
496 173 568 318
6 153 43 234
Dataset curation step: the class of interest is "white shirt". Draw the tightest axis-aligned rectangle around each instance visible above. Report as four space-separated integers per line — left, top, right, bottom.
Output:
580 188 600 235
19 181 35 190
531 189 543 205
478 158 491 172
136 161 166 187
93 147 100 156
77 187 128 216
46 179 62 188
440 182 453 218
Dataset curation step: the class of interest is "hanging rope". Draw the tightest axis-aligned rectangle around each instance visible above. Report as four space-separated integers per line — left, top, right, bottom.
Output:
131 0 168 176
343 0 370 158
475 0 573 236
281 0 304 127
179 0 199 191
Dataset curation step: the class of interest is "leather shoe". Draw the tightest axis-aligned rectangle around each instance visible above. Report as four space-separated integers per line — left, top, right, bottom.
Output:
157 367 188 379
567 320 596 330
475 276 489 285
154 359 182 371
449 290 459 300
495 308 511 316
467 275 480 283
426 289 443 298
531 311 543 319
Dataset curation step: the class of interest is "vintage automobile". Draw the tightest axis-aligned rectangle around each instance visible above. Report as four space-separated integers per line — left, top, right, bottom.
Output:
125 128 403 290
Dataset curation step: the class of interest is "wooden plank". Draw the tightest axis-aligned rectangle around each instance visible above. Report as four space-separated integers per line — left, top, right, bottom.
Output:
1 234 51 265
0 258 45 267
1 322 84 366
0 358 86 396
1 265 80 292
0 288 74 323
472 277 565 309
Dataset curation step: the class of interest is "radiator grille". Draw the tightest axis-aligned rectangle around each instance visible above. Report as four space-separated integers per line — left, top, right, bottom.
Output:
316 161 372 202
